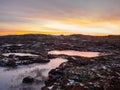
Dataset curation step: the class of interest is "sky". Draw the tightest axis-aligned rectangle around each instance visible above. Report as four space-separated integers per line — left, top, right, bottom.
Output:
0 0 120 36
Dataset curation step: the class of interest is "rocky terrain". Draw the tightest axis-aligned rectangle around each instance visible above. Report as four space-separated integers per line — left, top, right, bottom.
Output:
42 54 120 90
0 34 120 90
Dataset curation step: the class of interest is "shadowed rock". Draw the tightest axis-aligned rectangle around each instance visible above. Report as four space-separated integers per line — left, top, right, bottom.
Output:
22 76 35 84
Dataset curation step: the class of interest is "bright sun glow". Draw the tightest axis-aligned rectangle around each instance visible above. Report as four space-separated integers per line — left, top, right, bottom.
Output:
1 19 120 36
41 20 120 36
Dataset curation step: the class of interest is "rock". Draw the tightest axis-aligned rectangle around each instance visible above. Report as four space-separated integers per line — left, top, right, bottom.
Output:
41 87 50 90
22 76 35 84
34 56 50 63
43 54 120 90
6 60 16 67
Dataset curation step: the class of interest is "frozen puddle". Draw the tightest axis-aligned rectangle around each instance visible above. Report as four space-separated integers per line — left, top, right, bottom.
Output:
0 58 67 90
2 44 24 47
48 50 100 58
2 53 39 57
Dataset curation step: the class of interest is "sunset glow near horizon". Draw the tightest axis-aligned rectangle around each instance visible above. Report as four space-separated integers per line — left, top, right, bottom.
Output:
0 0 120 36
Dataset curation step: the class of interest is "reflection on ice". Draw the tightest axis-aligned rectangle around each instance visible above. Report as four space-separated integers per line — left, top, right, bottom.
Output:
2 53 38 57
48 50 100 58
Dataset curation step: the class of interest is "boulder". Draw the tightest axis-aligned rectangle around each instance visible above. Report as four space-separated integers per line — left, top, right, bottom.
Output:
6 60 16 67
22 76 35 84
